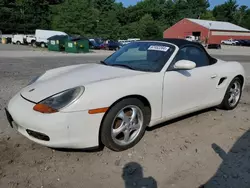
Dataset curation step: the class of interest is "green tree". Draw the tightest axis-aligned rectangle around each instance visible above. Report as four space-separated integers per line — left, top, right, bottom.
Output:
15 0 51 33
51 0 99 36
93 0 115 12
138 14 161 40
200 11 216 20
0 0 51 33
95 10 121 39
0 0 16 33
213 0 238 23
119 22 140 39
234 5 248 26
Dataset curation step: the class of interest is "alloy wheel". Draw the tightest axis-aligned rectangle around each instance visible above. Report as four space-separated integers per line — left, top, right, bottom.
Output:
228 80 241 107
111 105 143 146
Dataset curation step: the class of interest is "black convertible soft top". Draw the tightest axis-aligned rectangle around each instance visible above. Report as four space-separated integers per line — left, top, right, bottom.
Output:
158 38 217 65
160 38 202 48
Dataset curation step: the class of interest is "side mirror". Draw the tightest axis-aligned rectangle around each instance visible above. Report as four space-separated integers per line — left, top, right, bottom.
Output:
174 60 196 70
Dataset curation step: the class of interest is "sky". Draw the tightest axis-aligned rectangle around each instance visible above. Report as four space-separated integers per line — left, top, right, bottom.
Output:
116 0 250 8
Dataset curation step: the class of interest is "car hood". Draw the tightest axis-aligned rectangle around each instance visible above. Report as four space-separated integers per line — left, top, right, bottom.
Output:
21 63 145 102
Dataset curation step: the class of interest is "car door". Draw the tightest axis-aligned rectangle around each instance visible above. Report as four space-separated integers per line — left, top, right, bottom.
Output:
162 46 219 119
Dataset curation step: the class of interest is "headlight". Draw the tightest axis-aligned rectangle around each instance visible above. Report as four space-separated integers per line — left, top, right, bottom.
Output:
28 73 44 86
33 86 84 113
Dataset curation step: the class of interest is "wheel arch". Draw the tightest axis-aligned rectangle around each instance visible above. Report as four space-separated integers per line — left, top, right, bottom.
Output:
236 74 244 86
223 74 244 96
98 94 152 146
219 74 244 110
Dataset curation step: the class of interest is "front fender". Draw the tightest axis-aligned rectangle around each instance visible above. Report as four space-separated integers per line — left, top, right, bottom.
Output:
62 73 165 122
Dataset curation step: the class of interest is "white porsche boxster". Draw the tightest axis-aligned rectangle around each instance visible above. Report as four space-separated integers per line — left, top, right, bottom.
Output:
6 39 245 151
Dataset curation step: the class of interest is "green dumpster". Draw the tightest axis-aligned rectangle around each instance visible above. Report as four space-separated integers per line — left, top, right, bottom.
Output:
48 35 68 52
65 37 89 53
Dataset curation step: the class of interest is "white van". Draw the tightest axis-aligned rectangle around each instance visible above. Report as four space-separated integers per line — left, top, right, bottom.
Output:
12 34 26 45
26 35 36 46
35 29 68 47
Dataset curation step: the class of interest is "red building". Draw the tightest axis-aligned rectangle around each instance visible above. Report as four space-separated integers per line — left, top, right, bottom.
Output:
163 18 250 44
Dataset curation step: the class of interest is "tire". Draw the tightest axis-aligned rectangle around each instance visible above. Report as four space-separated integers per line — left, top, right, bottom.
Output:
41 43 46 48
16 41 21 45
101 98 150 151
31 41 36 47
219 77 243 110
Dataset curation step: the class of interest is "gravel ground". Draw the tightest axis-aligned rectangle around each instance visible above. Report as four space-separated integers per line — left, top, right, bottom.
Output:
1 46 250 188
0 44 33 51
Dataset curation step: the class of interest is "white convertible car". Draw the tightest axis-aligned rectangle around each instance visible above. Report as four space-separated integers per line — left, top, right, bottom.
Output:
5 39 245 151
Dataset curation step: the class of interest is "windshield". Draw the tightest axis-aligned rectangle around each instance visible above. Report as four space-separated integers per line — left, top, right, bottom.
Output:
103 41 175 72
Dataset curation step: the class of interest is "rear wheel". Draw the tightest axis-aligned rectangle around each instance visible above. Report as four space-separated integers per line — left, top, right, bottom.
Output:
31 40 36 47
101 98 150 151
219 77 242 110
16 41 21 45
40 43 46 48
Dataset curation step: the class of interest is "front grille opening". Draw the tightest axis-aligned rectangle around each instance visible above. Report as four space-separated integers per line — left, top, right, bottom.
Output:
26 129 50 141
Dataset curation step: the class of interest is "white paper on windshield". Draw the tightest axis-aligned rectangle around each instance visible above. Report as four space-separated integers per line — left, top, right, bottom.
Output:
148 45 169 52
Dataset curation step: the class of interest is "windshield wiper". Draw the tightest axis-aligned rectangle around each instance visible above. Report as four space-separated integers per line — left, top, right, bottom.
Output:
111 64 135 70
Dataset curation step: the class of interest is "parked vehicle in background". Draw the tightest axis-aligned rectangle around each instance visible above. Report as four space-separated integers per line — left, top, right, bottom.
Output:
104 40 122 50
242 40 250 46
89 38 105 49
12 34 26 45
207 44 221 49
221 39 238 45
26 35 36 46
118 40 129 46
118 38 140 46
185 35 196 42
231 39 250 46
35 29 68 48
1 34 13 44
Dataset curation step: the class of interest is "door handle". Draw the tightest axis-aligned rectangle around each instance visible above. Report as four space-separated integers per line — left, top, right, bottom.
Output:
211 74 217 79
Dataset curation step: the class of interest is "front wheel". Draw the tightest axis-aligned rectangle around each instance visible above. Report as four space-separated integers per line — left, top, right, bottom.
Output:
101 98 150 151
31 41 36 47
219 77 243 110
40 43 46 48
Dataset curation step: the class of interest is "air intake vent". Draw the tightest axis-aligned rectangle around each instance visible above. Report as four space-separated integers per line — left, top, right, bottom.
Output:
218 77 227 86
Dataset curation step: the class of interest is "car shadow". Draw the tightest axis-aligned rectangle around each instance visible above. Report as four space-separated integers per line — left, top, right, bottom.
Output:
199 129 250 188
50 144 104 153
122 162 157 188
147 107 217 132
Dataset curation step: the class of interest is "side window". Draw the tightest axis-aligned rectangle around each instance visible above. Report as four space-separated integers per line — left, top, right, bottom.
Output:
174 46 210 68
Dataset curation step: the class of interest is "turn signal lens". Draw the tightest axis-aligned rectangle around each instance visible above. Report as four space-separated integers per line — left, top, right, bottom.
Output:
33 104 58 114
88 107 108 114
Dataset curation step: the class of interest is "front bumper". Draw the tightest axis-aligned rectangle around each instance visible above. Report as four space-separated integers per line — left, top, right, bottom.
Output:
6 93 104 149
